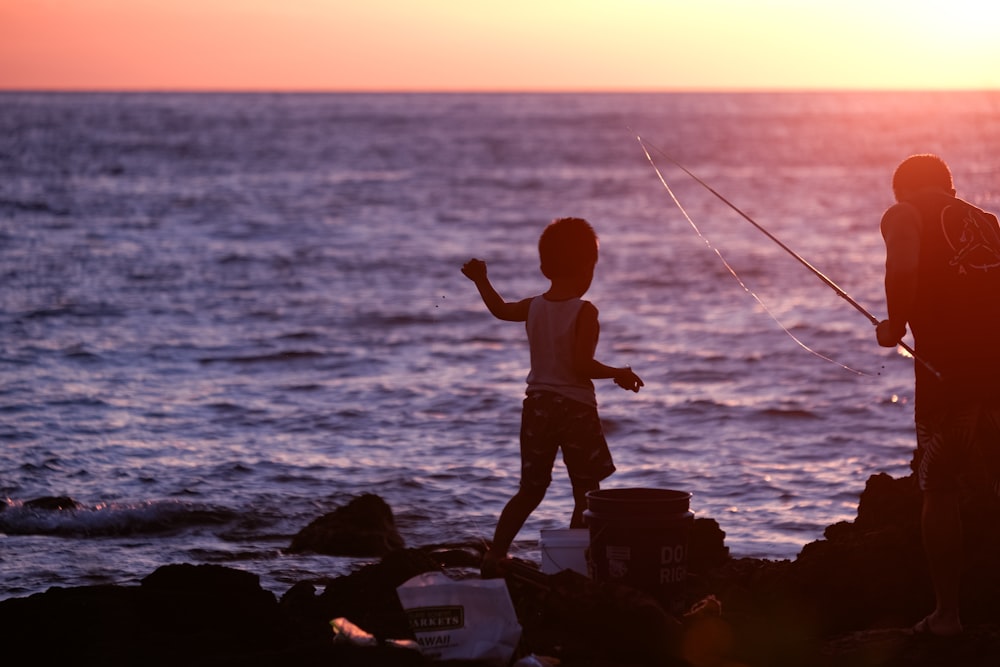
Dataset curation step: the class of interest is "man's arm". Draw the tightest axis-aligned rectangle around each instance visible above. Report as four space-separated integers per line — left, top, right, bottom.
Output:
877 203 921 347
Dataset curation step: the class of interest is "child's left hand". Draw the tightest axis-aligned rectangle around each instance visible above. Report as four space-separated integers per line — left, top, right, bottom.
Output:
614 367 643 392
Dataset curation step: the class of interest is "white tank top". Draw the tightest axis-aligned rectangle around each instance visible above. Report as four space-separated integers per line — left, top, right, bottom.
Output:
524 295 597 407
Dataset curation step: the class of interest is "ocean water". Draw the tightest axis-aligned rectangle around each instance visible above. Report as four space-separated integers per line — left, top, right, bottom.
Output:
1 91 998 601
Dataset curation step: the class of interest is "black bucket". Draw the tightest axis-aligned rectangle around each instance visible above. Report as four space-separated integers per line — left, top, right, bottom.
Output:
584 488 694 613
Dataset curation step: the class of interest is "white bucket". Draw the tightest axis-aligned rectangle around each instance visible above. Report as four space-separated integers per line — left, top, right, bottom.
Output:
539 528 590 576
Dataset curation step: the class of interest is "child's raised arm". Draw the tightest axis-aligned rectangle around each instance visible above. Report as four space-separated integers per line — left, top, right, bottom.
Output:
462 258 531 322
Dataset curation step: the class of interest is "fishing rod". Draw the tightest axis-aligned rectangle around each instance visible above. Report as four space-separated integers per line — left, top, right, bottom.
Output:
635 132 942 381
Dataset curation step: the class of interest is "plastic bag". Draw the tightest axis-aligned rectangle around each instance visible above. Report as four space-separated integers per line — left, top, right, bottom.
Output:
396 571 522 665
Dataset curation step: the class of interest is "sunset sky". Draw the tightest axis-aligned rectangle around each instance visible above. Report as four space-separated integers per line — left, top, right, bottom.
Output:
2 0 998 91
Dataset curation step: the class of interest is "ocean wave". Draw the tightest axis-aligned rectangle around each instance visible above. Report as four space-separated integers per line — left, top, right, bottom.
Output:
197 350 325 364
756 407 821 420
0 498 236 538
21 303 126 320
2 91 992 598
0 197 69 216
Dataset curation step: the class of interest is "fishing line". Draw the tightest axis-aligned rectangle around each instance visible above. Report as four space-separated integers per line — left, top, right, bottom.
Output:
634 135 869 376
635 131 941 381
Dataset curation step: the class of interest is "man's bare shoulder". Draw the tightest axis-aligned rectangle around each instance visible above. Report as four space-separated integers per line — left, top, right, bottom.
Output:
881 202 921 239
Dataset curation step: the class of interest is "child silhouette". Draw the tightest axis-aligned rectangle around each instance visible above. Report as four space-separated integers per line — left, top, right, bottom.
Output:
462 217 643 576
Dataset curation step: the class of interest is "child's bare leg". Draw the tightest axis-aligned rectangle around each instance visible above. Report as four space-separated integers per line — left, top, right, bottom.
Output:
570 480 599 528
488 486 547 558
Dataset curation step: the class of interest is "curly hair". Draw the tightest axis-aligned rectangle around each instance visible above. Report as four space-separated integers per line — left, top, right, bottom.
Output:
892 154 954 200
538 217 599 279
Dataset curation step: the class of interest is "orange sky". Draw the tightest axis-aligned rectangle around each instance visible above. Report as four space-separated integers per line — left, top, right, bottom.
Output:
2 0 998 91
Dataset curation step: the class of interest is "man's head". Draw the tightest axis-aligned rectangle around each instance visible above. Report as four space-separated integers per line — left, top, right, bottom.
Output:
538 217 599 280
892 154 956 202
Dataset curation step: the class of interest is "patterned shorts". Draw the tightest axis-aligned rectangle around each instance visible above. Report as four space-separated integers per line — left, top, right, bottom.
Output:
518 391 615 490
915 400 1000 496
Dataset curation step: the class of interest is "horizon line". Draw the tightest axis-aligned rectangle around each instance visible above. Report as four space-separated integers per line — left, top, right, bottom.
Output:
2 85 999 95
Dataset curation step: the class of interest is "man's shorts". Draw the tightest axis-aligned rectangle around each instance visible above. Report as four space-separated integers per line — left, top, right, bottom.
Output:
518 391 615 490
915 400 1000 496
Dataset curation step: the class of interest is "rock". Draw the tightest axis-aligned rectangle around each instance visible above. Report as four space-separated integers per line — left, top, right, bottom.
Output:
0 563 292 665
500 560 681 665
24 496 81 510
281 548 442 644
1 483 998 666
689 517 730 572
684 472 1000 666
288 493 405 557
854 472 921 531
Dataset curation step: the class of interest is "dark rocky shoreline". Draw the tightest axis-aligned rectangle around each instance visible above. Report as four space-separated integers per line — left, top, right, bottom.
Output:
2 473 998 666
